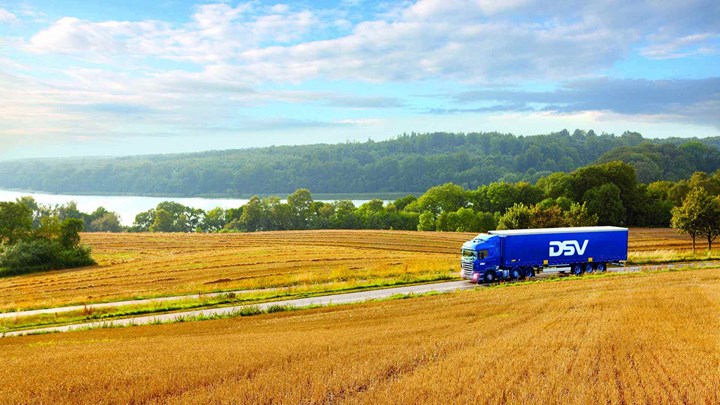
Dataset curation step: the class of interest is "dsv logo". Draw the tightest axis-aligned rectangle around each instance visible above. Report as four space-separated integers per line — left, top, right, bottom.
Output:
549 240 589 257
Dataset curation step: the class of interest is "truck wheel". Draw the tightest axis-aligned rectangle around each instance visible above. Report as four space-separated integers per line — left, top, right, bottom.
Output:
483 271 496 283
510 268 521 280
596 263 607 272
571 263 584 276
585 263 594 274
524 267 535 278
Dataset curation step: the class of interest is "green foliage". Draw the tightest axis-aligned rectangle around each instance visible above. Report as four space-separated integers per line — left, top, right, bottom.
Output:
60 218 84 249
0 201 96 275
0 235 95 276
4 130 712 197
498 203 533 230
583 183 625 226
417 211 436 231
563 202 598 227
672 188 720 252
0 201 33 244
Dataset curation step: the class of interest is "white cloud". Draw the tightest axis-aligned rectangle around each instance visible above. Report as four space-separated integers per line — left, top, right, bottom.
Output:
20 1 720 83
642 34 719 59
0 7 17 23
28 17 164 56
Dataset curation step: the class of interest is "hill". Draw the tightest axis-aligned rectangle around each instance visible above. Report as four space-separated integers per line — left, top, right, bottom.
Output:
0 130 718 196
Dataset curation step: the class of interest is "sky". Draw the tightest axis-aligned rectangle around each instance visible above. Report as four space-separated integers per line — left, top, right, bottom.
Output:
0 0 719 161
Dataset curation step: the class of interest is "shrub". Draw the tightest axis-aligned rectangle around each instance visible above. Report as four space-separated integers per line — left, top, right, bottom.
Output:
0 239 95 276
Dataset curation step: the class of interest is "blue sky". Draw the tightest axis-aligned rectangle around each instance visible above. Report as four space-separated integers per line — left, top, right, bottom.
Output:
0 0 719 160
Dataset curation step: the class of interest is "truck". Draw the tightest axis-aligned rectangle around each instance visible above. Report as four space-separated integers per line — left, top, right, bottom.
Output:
461 226 628 283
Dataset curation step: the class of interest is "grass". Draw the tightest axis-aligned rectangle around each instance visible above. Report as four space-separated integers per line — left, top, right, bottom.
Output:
2 266 719 403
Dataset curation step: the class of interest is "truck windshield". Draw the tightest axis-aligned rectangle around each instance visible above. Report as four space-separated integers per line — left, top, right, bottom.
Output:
462 249 488 260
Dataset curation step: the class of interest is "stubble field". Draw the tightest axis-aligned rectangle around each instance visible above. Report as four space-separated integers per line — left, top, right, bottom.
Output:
0 228 697 312
2 265 719 403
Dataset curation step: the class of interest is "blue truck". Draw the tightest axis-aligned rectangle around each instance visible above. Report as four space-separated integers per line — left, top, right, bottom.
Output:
461 226 628 283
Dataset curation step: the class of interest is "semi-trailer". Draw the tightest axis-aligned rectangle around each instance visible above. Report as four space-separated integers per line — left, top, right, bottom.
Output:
461 226 628 283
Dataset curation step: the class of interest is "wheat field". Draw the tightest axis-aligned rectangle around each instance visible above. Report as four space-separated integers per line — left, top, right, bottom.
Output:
0 228 698 312
1 266 718 404
0 230 468 311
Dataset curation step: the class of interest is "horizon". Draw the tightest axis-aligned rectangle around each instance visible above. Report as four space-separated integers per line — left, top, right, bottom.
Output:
1 0 719 161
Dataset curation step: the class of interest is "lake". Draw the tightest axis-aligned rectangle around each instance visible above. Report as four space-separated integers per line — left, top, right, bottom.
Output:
0 190 376 226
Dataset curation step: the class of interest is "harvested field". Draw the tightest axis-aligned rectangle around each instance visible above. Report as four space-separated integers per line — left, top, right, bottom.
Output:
0 230 469 311
2 267 719 403
0 228 695 312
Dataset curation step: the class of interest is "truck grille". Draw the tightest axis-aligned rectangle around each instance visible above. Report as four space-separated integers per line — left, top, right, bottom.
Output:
461 261 474 278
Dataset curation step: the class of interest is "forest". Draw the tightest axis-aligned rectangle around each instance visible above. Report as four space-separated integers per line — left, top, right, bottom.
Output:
1 130 719 196
5 161 719 234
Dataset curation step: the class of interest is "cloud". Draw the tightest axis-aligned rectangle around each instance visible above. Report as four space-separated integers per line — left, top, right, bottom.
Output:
447 77 720 127
641 34 720 59
19 0 718 83
0 7 17 23
28 17 164 56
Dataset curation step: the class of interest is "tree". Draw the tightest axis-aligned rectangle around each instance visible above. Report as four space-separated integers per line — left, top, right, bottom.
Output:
410 183 467 214
90 212 123 232
698 195 720 251
331 200 360 229
474 211 498 232
582 183 625 225
0 201 33 244
564 202 598 227
149 209 174 232
287 188 313 230
446 207 476 232
530 205 565 228
417 211 436 231
671 188 709 254
59 218 84 249
393 195 417 211
203 207 227 232
498 203 532 230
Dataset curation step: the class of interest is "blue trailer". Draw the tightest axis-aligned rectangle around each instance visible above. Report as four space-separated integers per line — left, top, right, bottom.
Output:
461 226 628 283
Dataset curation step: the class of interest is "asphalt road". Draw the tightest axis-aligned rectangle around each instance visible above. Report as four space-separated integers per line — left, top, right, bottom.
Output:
2 280 478 337
4 260 718 338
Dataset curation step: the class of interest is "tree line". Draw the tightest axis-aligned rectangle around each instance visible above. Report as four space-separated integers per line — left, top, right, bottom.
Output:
7 161 718 237
2 130 719 197
4 160 720 274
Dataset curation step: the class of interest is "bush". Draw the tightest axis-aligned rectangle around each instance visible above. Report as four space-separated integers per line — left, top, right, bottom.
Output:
0 238 95 276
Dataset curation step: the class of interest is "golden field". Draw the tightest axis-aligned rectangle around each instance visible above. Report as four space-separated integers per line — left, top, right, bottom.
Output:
0 228 698 312
1 266 719 404
0 230 468 311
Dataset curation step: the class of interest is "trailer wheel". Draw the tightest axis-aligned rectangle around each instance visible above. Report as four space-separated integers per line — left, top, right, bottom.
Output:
585 263 595 274
571 263 584 276
483 271 496 284
525 267 535 278
596 263 607 272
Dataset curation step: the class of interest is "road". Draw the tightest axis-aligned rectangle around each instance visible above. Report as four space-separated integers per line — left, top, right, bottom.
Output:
2 280 478 337
4 261 718 337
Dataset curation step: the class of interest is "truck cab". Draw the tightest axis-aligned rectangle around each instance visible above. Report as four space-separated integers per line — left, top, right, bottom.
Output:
461 234 500 283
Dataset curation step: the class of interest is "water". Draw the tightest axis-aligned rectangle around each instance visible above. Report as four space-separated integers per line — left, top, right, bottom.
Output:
0 190 376 226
